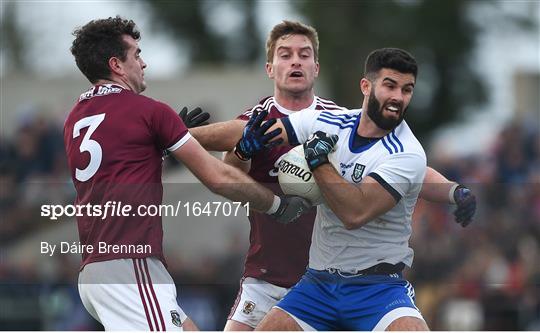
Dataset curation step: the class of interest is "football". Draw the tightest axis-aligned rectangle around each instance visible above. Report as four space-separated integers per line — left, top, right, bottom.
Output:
277 145 338 206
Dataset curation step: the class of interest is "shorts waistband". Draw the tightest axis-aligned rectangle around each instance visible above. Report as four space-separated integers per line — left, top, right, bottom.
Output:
322 262 405 277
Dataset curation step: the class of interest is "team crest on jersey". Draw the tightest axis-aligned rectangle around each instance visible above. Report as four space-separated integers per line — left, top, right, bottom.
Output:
352 163 366 183
170 310 182 327
242 301 256 315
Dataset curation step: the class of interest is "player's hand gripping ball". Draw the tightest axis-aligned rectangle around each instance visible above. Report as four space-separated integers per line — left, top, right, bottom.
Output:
278 144 339 206
303 131 339 171
270 195 312 224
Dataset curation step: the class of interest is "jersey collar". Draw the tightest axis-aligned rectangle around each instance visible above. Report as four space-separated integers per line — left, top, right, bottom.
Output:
273 96 318 116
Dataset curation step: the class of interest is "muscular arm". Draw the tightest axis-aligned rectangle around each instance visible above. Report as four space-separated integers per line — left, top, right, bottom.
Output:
189 120 246 151
314 164 397 230
419 167 456 203
171 138 272 212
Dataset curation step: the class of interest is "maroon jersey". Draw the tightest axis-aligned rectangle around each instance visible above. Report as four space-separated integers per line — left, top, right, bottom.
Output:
64 84 189 268
238 96 345 287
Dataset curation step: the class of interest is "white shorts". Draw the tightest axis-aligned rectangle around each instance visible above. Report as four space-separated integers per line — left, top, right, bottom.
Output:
78 257 187 331
228 277 290 328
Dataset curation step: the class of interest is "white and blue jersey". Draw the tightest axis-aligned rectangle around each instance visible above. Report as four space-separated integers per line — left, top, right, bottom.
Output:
278 108 427 330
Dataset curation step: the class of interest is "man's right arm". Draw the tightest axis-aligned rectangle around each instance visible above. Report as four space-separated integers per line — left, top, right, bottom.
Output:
189 120 246 151
170 137 311 223
171 137 272 211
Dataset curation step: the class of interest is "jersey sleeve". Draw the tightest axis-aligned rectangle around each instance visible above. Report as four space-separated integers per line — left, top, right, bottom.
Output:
368 152 427 202
151 102 191 152
282 109 323 145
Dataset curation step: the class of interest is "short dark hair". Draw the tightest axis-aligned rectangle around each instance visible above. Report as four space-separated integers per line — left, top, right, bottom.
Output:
70 16 140 83
266 20 319 63
364 48 418 81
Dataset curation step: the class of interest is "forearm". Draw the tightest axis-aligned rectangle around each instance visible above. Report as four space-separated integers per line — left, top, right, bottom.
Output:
212 162 273 212
419 167 457 203
222 151 251 173
189 120 245 151
172 138 273 212
314 164 370 229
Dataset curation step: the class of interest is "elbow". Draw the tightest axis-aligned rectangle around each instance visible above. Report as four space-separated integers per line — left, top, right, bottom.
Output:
341 217 365 230
341 214 369 230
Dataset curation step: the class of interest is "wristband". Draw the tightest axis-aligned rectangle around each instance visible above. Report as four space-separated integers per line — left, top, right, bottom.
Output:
449 183 460 204
265 195 281 214
234 146 250 161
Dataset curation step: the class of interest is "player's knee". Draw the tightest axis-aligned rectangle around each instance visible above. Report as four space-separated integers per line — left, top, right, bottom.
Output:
182 318 199 331
255 308 301 331
386 316 429 331
224 319 255 331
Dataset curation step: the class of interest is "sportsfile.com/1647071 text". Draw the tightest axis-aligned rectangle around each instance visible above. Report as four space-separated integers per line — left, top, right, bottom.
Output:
40 201 250 221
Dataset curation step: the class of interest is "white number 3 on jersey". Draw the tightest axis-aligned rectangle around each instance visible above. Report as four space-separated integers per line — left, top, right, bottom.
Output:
73 114 105 182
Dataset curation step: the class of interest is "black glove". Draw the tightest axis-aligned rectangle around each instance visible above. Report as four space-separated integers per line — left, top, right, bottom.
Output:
178 107 210 128
453 185 477 227
303 131 339 171
270 195 312 224
234 109 283 161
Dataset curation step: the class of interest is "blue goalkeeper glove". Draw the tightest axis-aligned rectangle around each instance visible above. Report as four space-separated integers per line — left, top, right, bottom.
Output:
234 109 283 161
453 185 477 227
303 131 339 171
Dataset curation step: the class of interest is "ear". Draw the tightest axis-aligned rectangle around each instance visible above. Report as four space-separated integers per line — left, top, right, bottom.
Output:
314 61 320 78
108 57 124 76
360 78 371 97
265 62 274 79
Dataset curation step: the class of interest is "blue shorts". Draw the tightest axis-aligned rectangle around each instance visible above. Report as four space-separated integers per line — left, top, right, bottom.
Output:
276 268 423 331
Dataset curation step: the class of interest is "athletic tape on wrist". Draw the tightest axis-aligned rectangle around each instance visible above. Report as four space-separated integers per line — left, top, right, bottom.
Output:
449 183 460 204
265 195 281 214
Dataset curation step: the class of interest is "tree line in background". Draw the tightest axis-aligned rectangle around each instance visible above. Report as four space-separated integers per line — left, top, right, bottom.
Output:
1 0 535 138
142 0 535 139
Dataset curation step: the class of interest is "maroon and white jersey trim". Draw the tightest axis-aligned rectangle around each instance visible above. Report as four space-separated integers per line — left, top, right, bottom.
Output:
167 132 192 152
242 96 345 118
133 258 167 331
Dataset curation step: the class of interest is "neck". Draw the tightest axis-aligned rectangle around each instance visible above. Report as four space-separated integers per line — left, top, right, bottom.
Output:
274 88 315 111
95 78 130 91
357 103 391 138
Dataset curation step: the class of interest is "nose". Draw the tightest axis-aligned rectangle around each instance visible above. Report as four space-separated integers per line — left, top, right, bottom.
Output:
390 90 404 103
291 54 302 67
141 58 147 69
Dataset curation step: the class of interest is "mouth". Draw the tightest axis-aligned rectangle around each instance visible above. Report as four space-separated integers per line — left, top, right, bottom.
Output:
289 70 304 79
383 102 402 115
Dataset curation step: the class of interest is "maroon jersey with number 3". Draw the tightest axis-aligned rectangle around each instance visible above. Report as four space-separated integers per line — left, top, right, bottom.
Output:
63 84 189 268
238 96 345 287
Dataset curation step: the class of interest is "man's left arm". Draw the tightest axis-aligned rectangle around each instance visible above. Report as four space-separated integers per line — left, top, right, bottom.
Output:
420 167 477 227
304 131 416 230
314 164 397 230
419 167 456 202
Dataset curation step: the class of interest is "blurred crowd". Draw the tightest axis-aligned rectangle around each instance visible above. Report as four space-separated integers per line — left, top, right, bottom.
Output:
0 108 70 243
411 120 540 330
0 107 538 330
